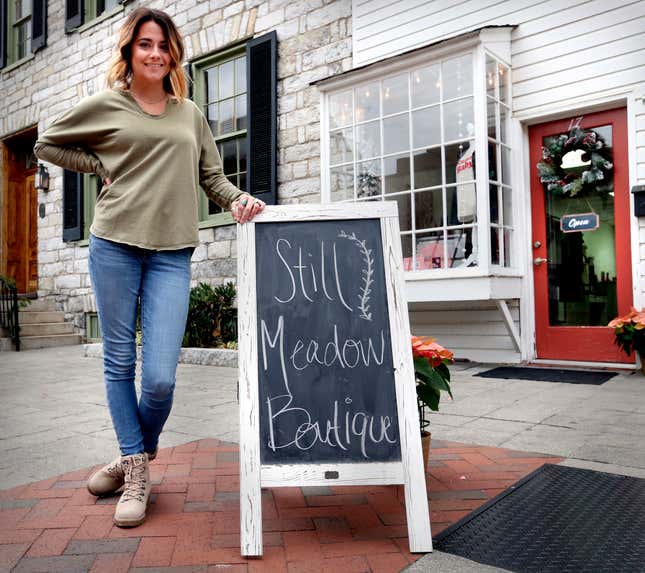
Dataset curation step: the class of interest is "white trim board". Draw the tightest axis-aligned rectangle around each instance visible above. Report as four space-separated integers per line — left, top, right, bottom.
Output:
237 203 432 557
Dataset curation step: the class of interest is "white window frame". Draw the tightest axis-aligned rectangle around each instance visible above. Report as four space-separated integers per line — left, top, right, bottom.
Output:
319 29 521 302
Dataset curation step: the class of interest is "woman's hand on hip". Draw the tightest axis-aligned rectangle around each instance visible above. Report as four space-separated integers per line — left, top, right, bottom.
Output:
231 194 265 224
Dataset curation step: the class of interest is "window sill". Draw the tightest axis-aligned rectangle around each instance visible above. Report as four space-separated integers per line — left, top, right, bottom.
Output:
405 274 522 303
77 239 90 247
74 5 125 34
2 53 35 75
199 212 235 229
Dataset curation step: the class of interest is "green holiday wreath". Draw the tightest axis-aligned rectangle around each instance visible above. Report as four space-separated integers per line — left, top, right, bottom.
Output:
537 125 613 198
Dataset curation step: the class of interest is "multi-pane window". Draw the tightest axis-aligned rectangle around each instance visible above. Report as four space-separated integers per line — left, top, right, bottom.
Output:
9 0 31 63
328 53 478 271
199 53 247 219
92 0 120 19
486 55 512 267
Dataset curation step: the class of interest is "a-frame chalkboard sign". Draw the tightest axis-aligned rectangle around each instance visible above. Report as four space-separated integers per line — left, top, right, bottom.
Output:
237 203 432 556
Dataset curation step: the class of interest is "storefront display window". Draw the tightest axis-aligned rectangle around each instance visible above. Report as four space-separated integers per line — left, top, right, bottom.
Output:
325 46 513 275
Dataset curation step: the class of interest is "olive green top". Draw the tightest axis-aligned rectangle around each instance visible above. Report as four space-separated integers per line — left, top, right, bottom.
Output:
34 88 243 250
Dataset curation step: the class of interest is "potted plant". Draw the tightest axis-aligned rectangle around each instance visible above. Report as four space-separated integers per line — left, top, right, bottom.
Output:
608 308 645 373
411 336 454 468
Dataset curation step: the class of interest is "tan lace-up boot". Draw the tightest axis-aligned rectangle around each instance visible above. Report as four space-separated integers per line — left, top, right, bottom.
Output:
113 453 151 527
87 457 125 496
87 449 157 497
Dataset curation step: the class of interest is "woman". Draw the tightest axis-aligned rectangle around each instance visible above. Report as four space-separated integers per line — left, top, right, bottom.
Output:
34 7 264 527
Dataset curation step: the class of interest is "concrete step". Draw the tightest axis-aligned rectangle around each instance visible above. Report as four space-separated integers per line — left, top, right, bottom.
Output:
19 298 57 312
20 334 82 350
20 322 75 336
19 311 65 324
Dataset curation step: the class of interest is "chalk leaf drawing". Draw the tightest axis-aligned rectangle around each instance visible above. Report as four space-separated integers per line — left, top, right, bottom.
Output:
338 230 374 321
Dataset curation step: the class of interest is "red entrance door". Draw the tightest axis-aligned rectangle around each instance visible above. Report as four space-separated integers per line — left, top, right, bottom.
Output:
529 108 633 363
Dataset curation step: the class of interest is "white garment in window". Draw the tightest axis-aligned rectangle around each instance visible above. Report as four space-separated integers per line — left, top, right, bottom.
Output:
456 142 476 223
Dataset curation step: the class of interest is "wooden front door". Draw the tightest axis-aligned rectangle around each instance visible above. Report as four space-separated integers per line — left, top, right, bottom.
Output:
529 108 633 363
3 142 38 294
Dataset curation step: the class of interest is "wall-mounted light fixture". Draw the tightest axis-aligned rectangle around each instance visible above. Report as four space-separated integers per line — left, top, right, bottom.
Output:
35 163 50 192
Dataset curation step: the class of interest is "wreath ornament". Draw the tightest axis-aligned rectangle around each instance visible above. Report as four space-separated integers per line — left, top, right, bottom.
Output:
537 119 613 198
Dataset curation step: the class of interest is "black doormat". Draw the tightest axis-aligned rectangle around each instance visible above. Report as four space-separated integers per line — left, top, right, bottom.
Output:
475 366 616 385
433 464 645 573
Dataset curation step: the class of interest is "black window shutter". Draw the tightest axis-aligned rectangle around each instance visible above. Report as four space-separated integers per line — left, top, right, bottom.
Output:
63 170 83 242
183 62 193 99
0 0 7 69
246 30 277 205
65 0 83 33
31 0 47 52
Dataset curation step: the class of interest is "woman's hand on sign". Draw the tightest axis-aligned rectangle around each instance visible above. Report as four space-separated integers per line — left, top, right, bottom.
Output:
232 194 265 224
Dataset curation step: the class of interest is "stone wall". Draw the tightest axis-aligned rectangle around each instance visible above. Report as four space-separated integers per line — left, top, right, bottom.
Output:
0 0 352 334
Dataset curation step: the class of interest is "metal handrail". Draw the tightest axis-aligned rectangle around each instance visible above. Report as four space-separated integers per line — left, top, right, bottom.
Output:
0 276 20 351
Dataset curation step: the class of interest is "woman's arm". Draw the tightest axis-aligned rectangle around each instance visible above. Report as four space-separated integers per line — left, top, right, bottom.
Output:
33 142 109 181
33 94 109 181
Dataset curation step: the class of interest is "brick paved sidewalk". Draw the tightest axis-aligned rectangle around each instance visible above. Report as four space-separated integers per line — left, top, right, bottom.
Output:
0 439 562 573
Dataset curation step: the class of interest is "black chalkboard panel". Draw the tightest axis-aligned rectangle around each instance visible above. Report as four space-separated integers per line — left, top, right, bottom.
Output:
255 219 401 464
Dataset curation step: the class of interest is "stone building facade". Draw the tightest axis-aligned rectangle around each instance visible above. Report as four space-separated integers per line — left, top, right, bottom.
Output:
0 0 352 333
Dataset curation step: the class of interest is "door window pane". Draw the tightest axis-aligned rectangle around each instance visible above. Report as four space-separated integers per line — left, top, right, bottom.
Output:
545 125 616 326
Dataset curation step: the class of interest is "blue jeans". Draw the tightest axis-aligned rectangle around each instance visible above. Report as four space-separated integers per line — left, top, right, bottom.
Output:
89 234 192 456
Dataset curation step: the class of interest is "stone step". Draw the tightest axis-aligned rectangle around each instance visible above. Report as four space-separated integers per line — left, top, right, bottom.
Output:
0 338 13 351
20 322 75 336
19 298 57 312
19 334 82 350
19 311 65 324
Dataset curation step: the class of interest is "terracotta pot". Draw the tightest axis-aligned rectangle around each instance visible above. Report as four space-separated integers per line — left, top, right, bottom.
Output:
421 431 431 470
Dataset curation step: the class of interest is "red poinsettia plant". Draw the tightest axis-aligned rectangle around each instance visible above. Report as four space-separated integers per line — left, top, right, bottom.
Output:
411 336 454 434
608 307 645 357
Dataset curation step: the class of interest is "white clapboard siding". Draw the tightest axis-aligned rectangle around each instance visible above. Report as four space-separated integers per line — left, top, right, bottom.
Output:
513 14 645 68
409 301 521 363
510 0 644 56
353 0 645 116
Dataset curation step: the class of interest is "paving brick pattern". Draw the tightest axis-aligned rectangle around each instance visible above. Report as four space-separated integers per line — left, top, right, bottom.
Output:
0 439 562 572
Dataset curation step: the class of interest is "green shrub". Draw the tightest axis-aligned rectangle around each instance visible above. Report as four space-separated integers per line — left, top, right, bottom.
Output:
182 282 237 348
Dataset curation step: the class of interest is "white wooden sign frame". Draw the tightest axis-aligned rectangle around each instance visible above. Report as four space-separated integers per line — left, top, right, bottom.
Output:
237 203 432 557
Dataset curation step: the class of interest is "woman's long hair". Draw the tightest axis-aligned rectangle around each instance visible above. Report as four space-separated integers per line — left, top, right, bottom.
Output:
106 7 188 101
